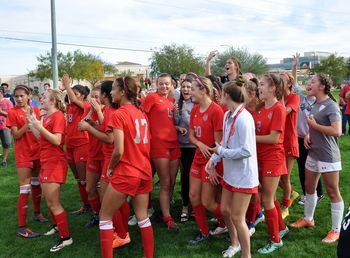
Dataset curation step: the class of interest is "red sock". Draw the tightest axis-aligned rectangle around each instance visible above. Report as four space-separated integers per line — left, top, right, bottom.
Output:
192 204 209 235
265 207 280 243
139 218 154 258
100 221 114 258
31 184 41 213
162 215 173 223
17 193 29 227
274 200 286 231
282 198 291 208
246 202 256 224
89 196 101 214
113 210 127 238
77 182 89 206
256 193 262 213
120 201 130 234
212 204 225 228
54 211 70 238
50 211 56 225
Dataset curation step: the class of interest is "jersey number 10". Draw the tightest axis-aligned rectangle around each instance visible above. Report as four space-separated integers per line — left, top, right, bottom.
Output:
134 118 149 144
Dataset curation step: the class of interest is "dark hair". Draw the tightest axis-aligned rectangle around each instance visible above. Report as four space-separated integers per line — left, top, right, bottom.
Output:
316 73 337 102
207 75 223 92
178 79 192 115
115 76 140 109
171 75 178 89
1 83 9 88
100 80 118 109
14 84 30 95
245 78 259 97
0 86 4 95
72 85 90 100
280 72 294 90
223 76 246 103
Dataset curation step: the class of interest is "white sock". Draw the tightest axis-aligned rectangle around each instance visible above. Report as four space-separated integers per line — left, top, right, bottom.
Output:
331 201 344 232
304 193 317 221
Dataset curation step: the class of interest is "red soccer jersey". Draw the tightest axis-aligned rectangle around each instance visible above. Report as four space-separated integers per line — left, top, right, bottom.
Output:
88 110 103 160
66 102 90 148
6 106 40 162
341 85 350 114
142 93 179 149
40 111 66 167
254 102 286 161
108 104 152 180
284 93 299 149
190 102 224 164
101 106 116 158
220 103 228 113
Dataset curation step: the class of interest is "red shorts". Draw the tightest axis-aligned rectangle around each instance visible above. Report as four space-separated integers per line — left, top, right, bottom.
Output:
151 147 180 160
190 160 223 183
110 174 152 196
284 147 299 158
221 180 258 194
258 159 287 177
66 144 89 164
87 158 103 174
39 161 68 184
100 157 111 183
16 159 41 169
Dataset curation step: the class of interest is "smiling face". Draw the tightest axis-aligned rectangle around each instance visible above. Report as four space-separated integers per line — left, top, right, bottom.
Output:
181 81 192 101
91 89 101 104
14 89 29 107
225 58 238 76
157 76 172 96
258 76 276 102
41 92 55 111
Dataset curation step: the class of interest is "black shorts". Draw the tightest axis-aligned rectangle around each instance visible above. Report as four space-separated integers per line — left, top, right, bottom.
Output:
0 130 11 149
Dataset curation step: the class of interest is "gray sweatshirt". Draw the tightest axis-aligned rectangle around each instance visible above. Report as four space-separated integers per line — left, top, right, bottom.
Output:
174 100 195 148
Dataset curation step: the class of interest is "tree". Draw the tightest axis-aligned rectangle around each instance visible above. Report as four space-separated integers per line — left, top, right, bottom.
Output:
312 54 347 87
149 44 204 77
211 47 268 76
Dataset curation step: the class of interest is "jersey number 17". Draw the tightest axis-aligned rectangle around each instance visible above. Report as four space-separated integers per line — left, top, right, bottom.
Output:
134 118 149 144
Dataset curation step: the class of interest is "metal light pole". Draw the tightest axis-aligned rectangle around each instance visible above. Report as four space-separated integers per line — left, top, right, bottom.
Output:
51 0 58 89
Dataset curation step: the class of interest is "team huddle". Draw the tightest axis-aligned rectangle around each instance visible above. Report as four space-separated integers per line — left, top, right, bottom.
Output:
1 52 345 258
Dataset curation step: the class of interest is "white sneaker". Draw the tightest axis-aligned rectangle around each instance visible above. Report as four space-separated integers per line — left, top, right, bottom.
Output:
45 226 58 236
128 215 138 226
298 195 306 205
222 245 241 257
210 226 228 235
50 238 73 252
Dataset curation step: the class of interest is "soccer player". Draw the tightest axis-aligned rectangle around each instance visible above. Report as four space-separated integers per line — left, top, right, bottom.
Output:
6 85 47 238
187 74 226 244
290 74 344 243
0 85 13 167
60 74 91 214
207 78 259 258
142 73 180 229
279 72 300 219
254 74 288 254
99 77 154 258
27 89 72 252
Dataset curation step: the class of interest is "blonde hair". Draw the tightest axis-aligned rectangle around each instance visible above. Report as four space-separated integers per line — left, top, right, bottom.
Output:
48 89 66 113
193 76 213 97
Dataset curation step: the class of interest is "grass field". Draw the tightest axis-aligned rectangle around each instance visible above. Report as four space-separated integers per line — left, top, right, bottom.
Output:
0 91 349 258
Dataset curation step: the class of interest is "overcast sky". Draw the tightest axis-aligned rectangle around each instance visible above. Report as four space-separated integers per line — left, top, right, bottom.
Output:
1 0 349 75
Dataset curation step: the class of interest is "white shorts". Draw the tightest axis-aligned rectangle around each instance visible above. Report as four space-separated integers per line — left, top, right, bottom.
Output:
305 155 342 173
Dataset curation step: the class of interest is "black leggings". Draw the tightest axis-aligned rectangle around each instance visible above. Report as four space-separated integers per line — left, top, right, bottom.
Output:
297 137 323 197
180 147 196 207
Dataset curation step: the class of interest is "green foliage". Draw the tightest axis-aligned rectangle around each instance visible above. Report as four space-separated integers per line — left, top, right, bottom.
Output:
150 44 204 77
312 54 347 87
211 47 268 76
30 51 117 86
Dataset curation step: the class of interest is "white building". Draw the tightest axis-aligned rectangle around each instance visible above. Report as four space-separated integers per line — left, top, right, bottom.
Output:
115 61 150 78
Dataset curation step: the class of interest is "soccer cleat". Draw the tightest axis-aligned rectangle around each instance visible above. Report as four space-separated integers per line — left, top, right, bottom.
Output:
128 215 138 226
85 214 99 228
254 212 265 226
247 223 256 236
279 226 289 239
281 206 289 219
45 225 58 236
189 232 210 245
147 207 155 218
210 226 228 236
258 240 283 254
298 196 306 206
222 245 241 258
33 213 49 223
322 230 339 243
166 219 179 230
17 227 40 238
317 195 324 203
50 237 73 252
112 232 131 249
71 205 91 215
290 191 300 205
180 212 189 223
290 217 315 228
2 160 7 167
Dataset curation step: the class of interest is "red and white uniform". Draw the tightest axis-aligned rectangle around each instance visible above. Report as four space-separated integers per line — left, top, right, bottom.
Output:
142 93 180 160
40 111 67 183
100 106 117 182
190 102 224 182
254 102 287 177
6 106 40 168
86 110 104 174
284 93 299 157
107 104 152 196
66 102 90 163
